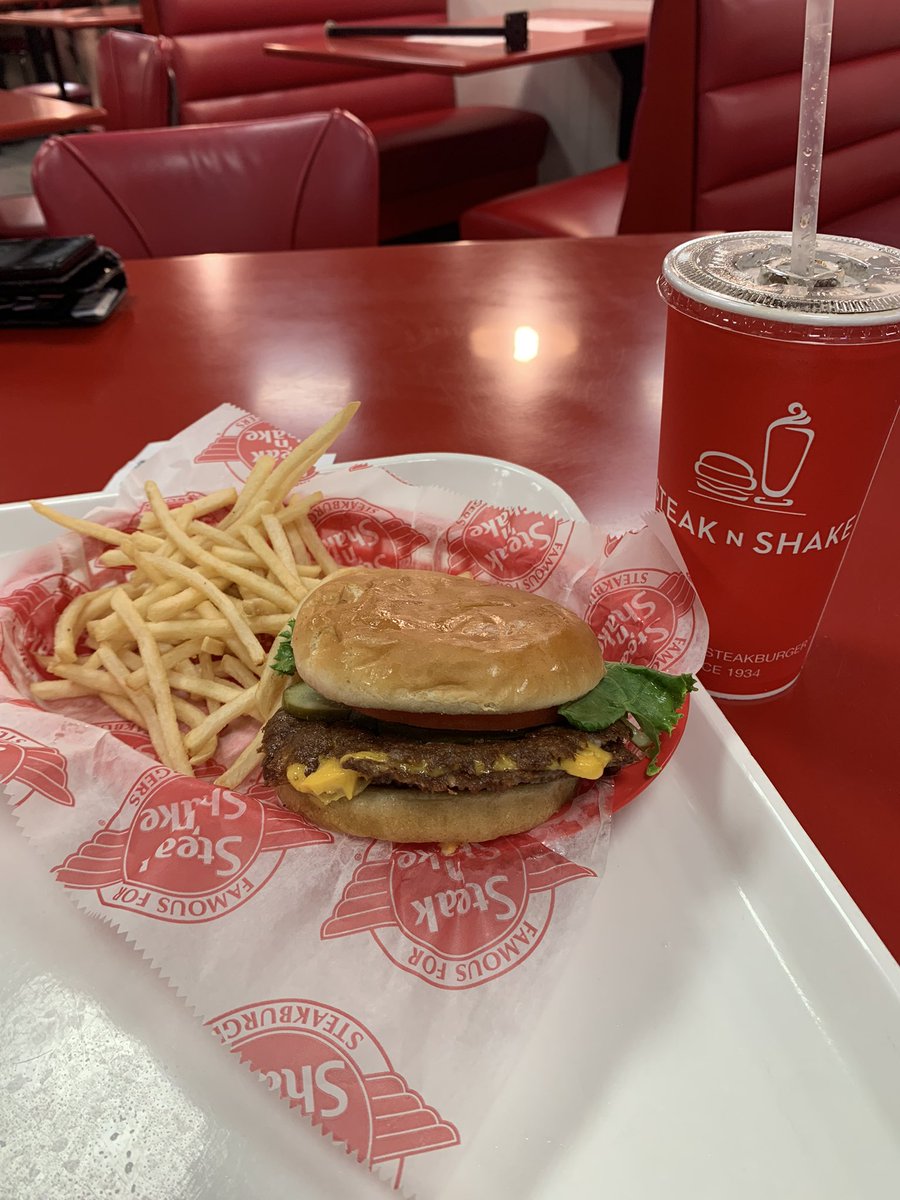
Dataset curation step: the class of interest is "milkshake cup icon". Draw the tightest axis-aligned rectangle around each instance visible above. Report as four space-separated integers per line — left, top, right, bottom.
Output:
756 402 814 506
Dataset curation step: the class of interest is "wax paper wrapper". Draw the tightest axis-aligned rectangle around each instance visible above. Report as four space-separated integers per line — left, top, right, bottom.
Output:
0 405 707 1197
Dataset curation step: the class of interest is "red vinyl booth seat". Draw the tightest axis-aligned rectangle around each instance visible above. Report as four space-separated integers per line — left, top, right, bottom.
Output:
32 110 380 259
117 0 548 240
462 162 629 240
99 28 170 130
462 0 900 250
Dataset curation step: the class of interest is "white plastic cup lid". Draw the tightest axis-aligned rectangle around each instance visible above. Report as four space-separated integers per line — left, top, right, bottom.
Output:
662 231 900 327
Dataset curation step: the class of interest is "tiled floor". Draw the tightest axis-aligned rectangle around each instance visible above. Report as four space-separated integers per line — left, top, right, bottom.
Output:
2 42 73 198
0 137 42 196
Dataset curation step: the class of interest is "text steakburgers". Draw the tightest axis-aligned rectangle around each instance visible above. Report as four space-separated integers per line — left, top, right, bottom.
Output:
261 567 644 845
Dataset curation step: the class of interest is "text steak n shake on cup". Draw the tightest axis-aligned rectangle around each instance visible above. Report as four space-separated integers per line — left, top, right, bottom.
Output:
656 232 900 699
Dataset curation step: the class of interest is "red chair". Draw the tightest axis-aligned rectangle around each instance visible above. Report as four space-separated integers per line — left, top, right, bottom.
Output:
462 0 900 249
105 0 549 241
32 110 379 258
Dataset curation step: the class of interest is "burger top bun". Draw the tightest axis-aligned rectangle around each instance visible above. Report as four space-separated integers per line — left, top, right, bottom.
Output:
292 567 605 714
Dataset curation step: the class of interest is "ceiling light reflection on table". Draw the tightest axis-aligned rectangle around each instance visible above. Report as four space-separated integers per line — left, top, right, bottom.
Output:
513 325 540 362
469 322 579 364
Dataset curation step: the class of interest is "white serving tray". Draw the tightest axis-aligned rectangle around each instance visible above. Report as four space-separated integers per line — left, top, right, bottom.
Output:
1 458 898 1200
0 452 582 557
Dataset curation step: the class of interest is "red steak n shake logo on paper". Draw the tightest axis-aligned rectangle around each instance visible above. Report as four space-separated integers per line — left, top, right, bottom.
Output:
323 838 593 989
0 628 14 684
208 999 459 1184
112 493 208 541
440 502 572 591
76 495 212 581
98 720 164 757
194 415 300 482
0 574 87 677
98 720 284 805
309 498 428 569
54 765 331 922
585 569 695 671
131 492 205 522
0 727 73 808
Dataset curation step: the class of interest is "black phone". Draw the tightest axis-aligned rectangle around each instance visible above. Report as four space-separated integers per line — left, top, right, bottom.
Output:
0 236 97 283
0 236 127 327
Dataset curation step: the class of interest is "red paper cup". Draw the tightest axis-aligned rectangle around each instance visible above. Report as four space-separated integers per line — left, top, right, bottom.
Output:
656 233 900 699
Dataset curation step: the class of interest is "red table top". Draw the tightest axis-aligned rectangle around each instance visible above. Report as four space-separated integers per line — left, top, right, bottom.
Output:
0 90 104 137
0 234 897 959
265 7 648 75
0 4 140 28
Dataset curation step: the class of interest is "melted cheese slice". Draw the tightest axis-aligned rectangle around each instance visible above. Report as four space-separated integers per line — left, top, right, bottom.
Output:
287 740 614 806
558 744 612 780
287 758 365 806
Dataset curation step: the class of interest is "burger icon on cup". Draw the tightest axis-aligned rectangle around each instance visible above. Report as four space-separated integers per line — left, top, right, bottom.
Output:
262 568 695 847
694 450 757 502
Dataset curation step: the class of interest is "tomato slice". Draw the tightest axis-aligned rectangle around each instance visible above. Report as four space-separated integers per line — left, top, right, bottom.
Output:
353 707 560 731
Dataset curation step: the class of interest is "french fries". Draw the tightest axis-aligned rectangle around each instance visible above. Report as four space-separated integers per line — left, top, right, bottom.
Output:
29 404 357 786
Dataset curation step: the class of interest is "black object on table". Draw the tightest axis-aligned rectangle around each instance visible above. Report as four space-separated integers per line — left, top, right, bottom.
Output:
325 10 529 54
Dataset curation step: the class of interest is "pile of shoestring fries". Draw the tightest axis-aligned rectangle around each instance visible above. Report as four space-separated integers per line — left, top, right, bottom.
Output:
28 404 358 788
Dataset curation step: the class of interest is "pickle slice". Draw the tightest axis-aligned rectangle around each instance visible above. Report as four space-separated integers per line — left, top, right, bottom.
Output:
282 681 351 721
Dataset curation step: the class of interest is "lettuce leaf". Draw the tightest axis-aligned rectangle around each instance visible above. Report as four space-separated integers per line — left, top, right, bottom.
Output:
558 662 695 776
270 619 296 676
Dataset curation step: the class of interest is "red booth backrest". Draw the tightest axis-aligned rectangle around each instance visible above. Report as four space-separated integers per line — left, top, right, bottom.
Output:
98 30 170 130
33 110 380 258
620 0 900 244
148 0 455 126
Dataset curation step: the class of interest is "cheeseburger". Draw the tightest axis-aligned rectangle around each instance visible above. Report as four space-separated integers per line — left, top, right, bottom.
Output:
261 568 693 845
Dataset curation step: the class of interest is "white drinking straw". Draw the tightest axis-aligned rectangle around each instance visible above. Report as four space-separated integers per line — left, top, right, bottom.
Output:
789 0 835 281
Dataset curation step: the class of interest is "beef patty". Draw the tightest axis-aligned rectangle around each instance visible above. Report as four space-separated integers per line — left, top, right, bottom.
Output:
261 709 637 794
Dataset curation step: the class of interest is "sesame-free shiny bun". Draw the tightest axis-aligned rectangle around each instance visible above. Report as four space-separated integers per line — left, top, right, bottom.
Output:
292 567 604 714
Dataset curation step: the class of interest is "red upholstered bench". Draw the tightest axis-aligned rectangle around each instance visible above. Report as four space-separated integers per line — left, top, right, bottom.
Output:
112 0 550 241
33 111 380 257
462 162 628 240
462 0 900 250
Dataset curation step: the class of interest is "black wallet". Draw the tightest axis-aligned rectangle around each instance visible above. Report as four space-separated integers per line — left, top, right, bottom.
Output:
0 236 128 326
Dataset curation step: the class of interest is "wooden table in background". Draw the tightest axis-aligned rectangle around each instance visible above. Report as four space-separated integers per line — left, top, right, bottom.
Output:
266 8 650 158
265 8 647 74
0 5 141 31
0 234 897 962
0 86 103 137
0 5 141 100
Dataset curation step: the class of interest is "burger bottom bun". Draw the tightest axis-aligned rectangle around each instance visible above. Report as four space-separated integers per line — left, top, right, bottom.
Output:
275 776 580 844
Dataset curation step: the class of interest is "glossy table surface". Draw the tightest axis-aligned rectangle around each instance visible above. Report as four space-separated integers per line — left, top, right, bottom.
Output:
0 234 897 961
0 89 104 136
0 4 139 28
265 7 647 75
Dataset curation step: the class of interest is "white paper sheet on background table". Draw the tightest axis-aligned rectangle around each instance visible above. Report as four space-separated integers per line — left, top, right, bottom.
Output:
405 20 612 46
